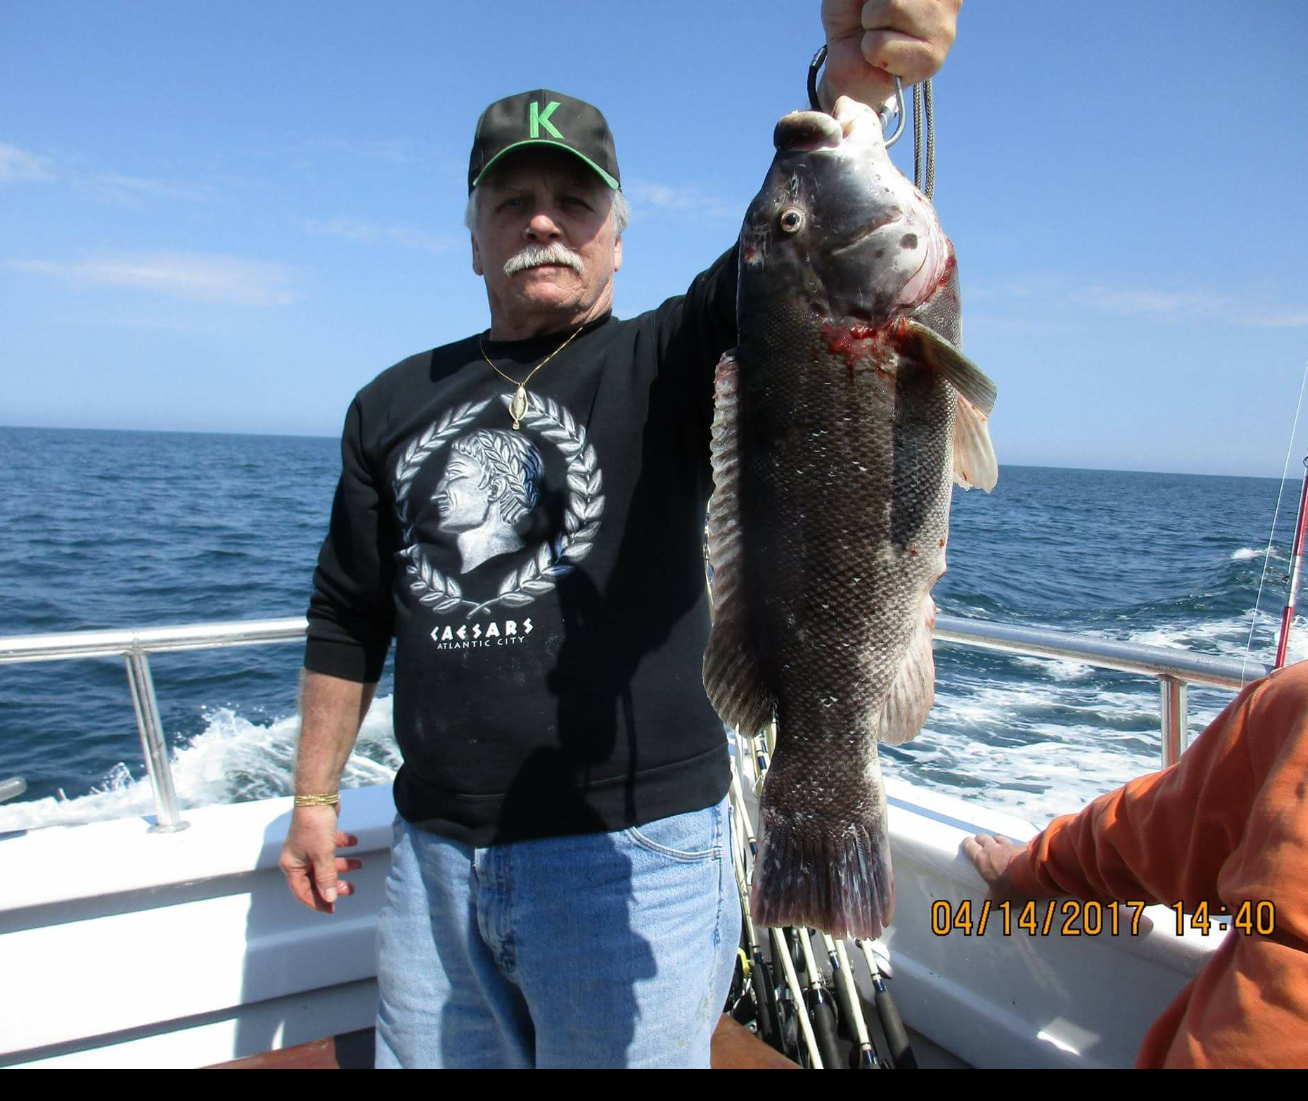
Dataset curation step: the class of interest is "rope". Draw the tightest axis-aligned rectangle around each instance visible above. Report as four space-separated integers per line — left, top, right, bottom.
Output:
911 79 936 198
923 78 935 198
912 82 923 190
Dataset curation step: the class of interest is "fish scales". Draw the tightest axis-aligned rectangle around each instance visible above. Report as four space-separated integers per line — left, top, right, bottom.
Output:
705 97 998 939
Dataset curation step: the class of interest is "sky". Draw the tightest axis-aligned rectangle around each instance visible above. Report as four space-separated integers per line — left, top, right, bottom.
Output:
2 1 1307 477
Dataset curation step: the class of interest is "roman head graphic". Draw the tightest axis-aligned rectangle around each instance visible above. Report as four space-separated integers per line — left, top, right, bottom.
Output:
432 428 544 573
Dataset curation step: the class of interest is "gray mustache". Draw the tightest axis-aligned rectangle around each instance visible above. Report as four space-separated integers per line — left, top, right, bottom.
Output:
503 243 584 278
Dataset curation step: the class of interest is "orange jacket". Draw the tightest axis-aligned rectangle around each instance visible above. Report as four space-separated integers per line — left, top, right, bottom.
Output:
1006 662 1308 1068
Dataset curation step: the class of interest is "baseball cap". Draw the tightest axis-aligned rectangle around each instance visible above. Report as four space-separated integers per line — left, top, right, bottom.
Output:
468 89 620 194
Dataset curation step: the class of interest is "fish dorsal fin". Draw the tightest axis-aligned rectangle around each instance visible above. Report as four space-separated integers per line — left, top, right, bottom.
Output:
703 351 775 735
900 318 997 417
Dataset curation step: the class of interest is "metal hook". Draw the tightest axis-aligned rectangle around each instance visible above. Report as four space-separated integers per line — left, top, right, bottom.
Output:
883 78 906 148
807 45 905 147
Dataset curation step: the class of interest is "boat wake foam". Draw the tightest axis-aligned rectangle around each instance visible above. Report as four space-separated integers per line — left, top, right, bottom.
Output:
0 696 400 832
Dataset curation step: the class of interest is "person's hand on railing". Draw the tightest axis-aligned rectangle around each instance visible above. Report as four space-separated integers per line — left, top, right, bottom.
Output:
961 833 1029 903
280 806 361 914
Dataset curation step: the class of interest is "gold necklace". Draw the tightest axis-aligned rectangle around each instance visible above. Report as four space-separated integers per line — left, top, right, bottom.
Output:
479 322 587 430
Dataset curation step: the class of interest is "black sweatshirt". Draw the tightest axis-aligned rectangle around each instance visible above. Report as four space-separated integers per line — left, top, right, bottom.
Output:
305 249 738 844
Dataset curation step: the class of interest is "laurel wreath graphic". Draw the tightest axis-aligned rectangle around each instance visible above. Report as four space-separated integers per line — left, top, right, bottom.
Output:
394 392 604 620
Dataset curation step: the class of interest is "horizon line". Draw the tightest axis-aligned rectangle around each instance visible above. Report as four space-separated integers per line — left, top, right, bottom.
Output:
0 422 1296 482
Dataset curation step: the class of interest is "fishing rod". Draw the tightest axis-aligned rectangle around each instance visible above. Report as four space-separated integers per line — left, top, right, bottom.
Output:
725 660 919 1072
729 742 820 1065
734 724 897 1069
1247 353 1308 680
709 544 808 1062
772 926 823 1065
1274 454 1308 668
824 933 879 1068
726 659 901 1069
728 725 796 1057
728 764 784 1050
857 939 917 1069
796 928 843 1069
741 728 829 1067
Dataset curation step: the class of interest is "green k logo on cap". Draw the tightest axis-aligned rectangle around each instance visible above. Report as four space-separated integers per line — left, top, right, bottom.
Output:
529 101 563 140
468 89 621 194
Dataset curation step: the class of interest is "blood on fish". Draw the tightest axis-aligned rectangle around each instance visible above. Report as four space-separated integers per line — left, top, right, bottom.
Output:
821 320 896 382
932 252 958 297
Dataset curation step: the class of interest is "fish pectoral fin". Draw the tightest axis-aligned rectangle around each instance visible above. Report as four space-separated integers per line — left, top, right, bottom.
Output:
901 318 997 417
953 391 999 492
877 594 937 745
704 350 774 733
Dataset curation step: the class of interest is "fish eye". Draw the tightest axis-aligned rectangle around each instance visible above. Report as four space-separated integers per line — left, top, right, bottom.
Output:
779 208 804 234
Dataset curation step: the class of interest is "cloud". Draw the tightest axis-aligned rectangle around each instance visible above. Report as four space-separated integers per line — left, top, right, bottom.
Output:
301 217 451 255
1252 310 1308 328
81 174 216 205
1077 286 1308 329
1074 286 1224 317
623 178 741 222
6 251 299 306
0 141 55 183
1 142 221 205
971 277 1308 330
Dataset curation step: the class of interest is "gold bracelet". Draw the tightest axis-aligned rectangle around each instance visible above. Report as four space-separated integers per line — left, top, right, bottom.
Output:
294 792 340 808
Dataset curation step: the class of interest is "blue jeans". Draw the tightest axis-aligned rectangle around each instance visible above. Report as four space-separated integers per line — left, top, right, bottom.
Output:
374 797 741 1068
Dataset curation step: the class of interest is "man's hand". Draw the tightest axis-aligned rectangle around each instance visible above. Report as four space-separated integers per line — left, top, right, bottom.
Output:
961 832 1028 904
820 0 962 110
280 805 362 915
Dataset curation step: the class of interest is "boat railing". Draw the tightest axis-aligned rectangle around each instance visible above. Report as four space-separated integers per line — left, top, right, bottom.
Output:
0 616 1270 834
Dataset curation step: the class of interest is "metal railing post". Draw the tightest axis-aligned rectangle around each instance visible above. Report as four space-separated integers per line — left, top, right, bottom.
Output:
124 648 189 833
1159 675 1189 768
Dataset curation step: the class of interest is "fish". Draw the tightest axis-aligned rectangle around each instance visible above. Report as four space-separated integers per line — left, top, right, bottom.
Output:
704 96 998 939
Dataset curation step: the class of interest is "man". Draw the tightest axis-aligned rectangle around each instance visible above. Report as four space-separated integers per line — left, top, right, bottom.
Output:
280 1 962 1069
964 663 1308 1068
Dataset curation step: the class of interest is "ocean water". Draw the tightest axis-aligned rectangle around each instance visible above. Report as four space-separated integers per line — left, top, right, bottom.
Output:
0 425 1302 833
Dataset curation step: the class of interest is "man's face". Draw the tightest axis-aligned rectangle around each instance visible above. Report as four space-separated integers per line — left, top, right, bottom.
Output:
433 454 492 532
471 147 622 333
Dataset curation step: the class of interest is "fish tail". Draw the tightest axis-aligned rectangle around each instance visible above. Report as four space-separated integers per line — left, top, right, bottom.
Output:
749 780 895 940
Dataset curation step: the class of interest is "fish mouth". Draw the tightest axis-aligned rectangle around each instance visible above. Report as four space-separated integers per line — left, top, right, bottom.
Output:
827 213 902 256
774 110 843 154
831 95 884 143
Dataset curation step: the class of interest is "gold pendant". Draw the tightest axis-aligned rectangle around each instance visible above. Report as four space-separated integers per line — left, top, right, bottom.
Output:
509 386 528 430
